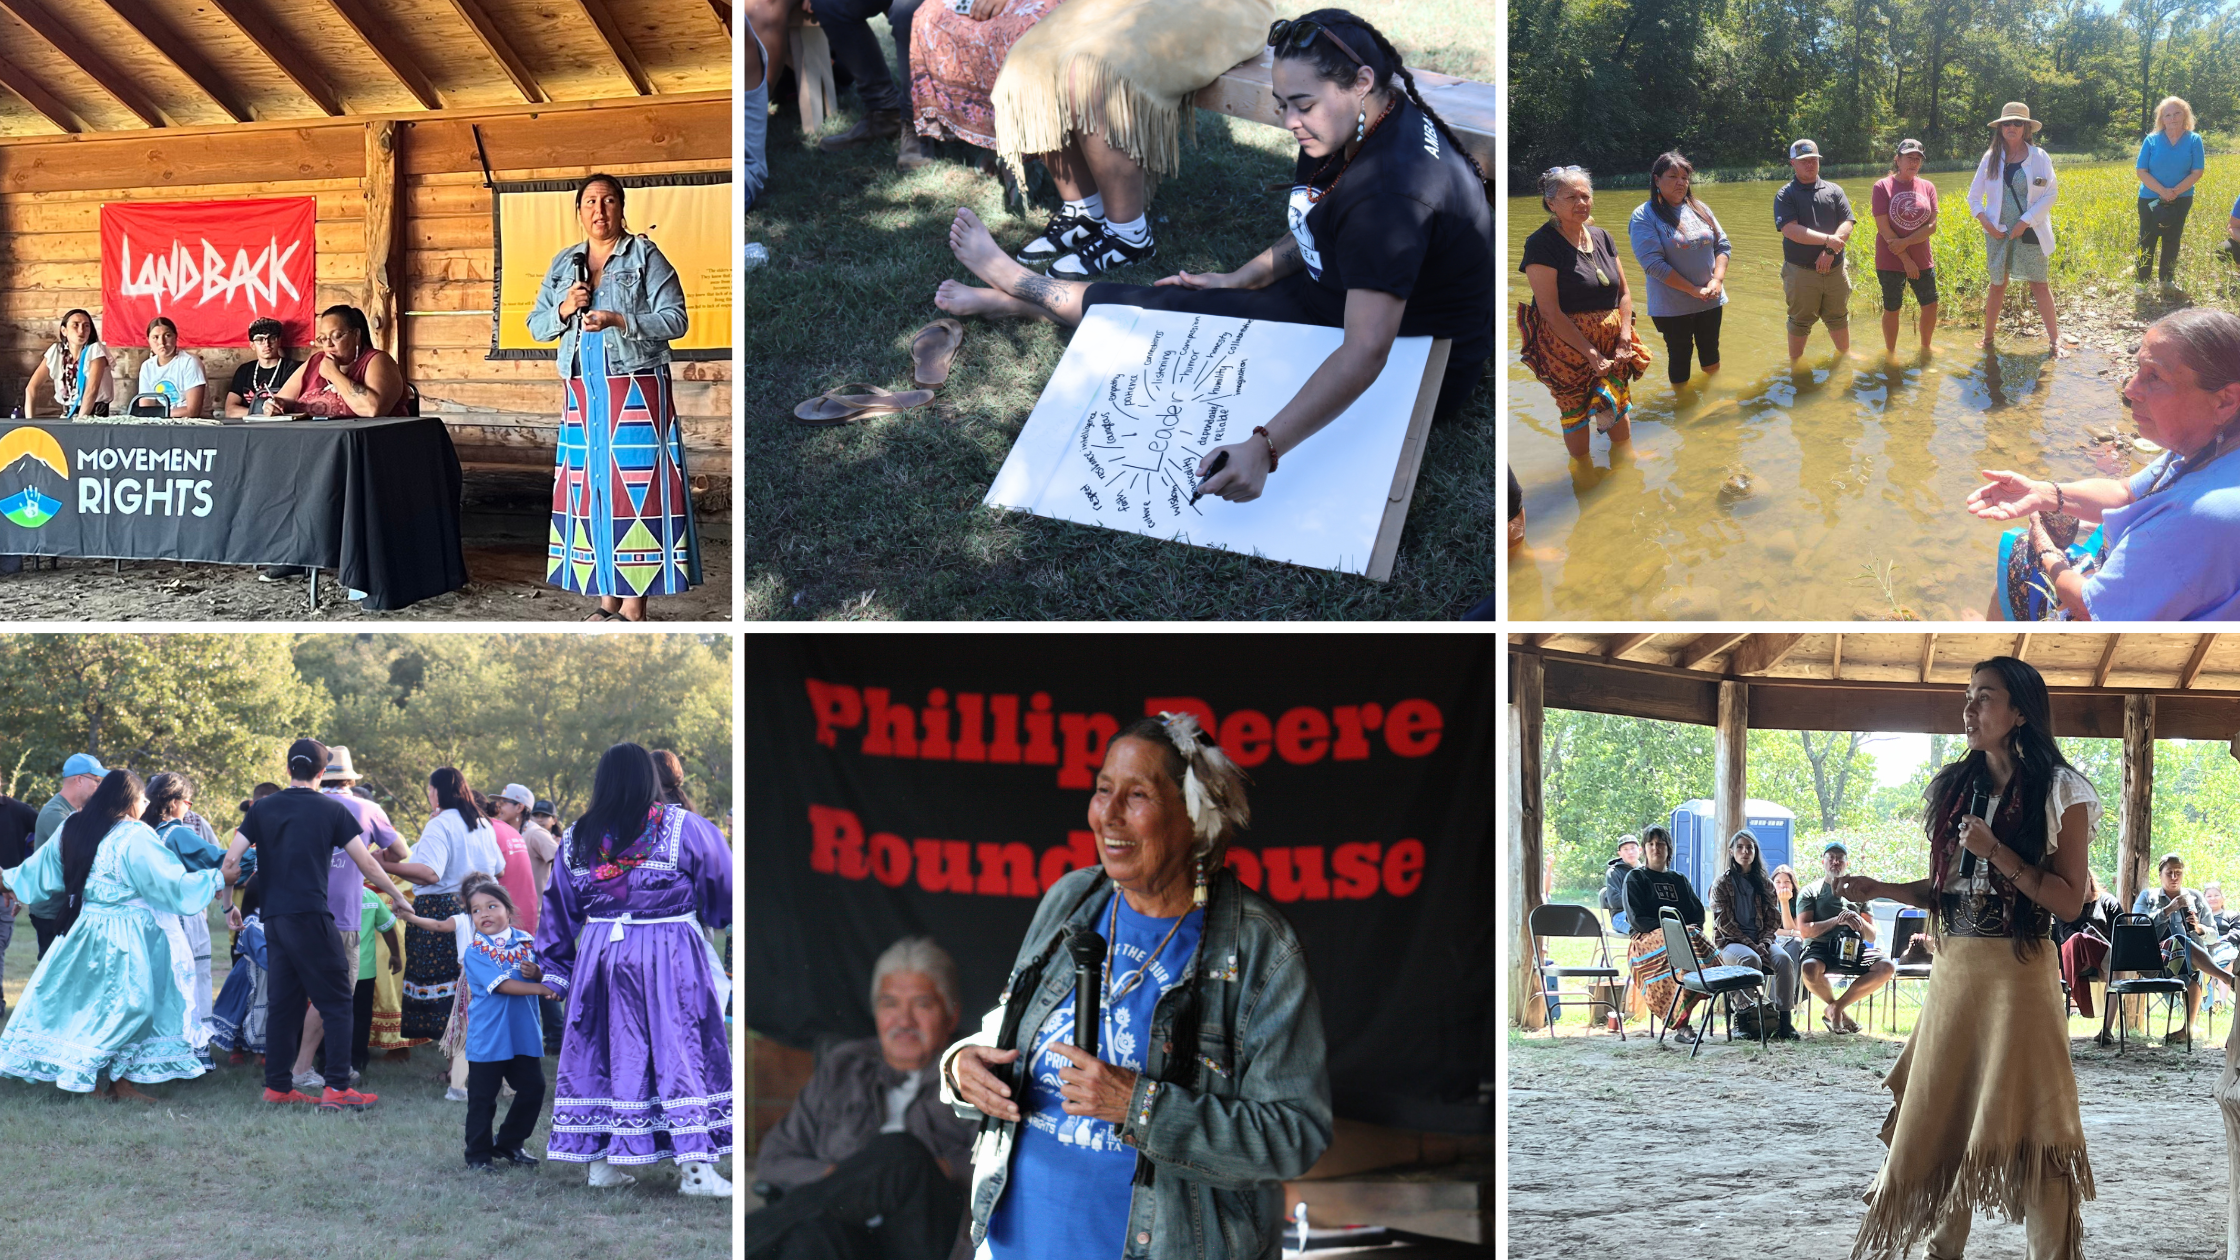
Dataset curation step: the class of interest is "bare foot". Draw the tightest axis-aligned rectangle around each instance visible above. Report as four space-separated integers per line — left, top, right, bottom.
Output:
948 207 1024 293
936 280 1046 321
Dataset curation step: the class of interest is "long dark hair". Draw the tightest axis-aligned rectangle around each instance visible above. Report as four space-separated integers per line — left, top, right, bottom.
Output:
1646 150 1707 228
57 770 144 935
141 771 194 828
651 749 693 811
319 304 373 349
1723 828 1778 917
1272 9 1488 193
573 742 660 869
429 766 485 827
1925 656 2075 956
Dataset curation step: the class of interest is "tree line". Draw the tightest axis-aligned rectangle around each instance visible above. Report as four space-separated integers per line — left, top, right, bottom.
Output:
1509 0 2240 181
0 634 733 839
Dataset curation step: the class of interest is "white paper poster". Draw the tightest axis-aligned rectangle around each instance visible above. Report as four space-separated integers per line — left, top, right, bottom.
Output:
984 306 1434 576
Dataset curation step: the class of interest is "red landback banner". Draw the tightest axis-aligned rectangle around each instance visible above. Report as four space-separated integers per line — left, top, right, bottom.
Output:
99 197 318 348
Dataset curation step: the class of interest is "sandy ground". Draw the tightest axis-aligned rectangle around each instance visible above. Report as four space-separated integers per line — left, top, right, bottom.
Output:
1509 1025 2233 1259
0 471 733 622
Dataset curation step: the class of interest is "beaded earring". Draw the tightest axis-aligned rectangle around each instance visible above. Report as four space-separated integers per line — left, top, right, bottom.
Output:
1356 101 1368 143
1193 853 1208 907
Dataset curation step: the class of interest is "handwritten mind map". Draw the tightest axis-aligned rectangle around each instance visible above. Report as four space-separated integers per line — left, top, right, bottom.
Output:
985 306 1434 576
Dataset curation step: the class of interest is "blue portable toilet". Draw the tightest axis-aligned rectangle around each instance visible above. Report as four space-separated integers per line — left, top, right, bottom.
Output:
1667 799 1797 892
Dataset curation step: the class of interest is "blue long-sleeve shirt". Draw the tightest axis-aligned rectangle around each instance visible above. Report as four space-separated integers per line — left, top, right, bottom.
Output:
526 231 689 379
1628 199 1730 318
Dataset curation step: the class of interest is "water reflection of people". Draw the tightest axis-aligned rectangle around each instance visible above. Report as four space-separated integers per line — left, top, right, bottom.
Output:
1520 167 1649 459
1627 151 1728 388
1969 103 2064 358
1969 307 2240 619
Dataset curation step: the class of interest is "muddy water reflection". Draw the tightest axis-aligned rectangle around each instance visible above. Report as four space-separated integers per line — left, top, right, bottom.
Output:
1507 170 2140 621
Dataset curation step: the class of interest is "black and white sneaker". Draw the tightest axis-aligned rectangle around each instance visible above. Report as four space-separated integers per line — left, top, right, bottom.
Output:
1051 226 1156 277
1016 207 1102 264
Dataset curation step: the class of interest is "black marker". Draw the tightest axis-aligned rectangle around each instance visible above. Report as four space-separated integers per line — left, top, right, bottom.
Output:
1191 450 1229 505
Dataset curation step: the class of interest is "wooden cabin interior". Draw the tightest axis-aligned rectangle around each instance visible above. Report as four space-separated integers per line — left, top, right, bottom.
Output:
0 0 732 492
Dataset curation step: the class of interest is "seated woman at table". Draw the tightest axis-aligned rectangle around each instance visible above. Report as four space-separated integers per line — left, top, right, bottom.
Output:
1969 306 2240 619
136 317 208 418
256 306 406 418
225 318 302 417
22 309 114 419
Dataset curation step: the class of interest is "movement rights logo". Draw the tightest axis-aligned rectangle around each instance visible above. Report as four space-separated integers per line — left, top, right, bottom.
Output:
0 428 66 529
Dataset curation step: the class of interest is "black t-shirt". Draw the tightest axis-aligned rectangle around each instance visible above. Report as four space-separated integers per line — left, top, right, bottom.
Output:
1289 98 1496 356
1519 221 1622 313
0 796 35 869
229 357 300 406
1773 178 1855 267
240 787 359 917
1624 866 1704 932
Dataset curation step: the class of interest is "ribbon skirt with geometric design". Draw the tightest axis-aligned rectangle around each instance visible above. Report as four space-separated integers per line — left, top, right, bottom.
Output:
550 333 702 598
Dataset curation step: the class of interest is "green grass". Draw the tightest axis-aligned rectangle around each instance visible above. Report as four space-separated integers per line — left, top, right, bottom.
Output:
0 911 729 1259
738 4 1496 620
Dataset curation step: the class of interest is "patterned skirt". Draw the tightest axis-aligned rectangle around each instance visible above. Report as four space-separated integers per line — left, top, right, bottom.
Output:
400 891 461 1042
1996 513 2104 621
1628 926 1713 1022
1517 303 1651 436
909 0 1067 149
549 331 700 598
368 916 425 1052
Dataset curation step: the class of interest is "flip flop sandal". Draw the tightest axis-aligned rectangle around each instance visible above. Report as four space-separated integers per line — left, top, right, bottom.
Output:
792 383 937 425
912 318 964 386
583 608 622 622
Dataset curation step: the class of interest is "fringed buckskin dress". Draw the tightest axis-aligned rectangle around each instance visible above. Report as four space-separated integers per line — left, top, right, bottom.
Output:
1855 765 2100 1260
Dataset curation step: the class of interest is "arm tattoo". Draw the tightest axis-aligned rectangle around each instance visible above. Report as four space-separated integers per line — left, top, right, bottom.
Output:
1014 273 1071 316
1271 233 1301 270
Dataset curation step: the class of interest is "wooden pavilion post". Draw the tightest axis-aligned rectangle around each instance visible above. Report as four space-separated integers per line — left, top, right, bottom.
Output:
1712 680 1747 883
2118 693 2155 908
363 120 401 359
1511 652 1547 1030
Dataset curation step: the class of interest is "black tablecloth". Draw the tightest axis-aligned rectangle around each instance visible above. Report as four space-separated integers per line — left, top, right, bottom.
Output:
0 416 467 610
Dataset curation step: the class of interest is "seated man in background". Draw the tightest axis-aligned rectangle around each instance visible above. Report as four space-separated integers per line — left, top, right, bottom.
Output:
225 318 303 417
1796 840 1893 1033
746 936 975 1260
1599 835 1640 921
2124 852 2236 1045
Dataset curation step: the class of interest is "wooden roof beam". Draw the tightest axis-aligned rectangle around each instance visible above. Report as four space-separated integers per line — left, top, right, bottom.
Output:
206 0 344 116
323 0 445 110
706 0 731 34
2094 635 2123 689
0 0 170 127
577 0 654 95
1919 633 1938 683
1676 633 1748 670
0 49 88 133
1830 633 1843 680
1604 633 1656 661
1731 634 1804 677
447 0 548 104
2013 633 2031 661
2182 634 2220 689
97 0 253 122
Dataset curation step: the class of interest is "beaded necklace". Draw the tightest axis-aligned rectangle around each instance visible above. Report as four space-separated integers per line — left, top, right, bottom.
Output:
472 930 531 967
1303 98 1396 206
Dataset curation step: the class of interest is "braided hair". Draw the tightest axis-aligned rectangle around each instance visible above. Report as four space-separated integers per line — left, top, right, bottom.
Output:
1274 9 1489 193
141 771 195 828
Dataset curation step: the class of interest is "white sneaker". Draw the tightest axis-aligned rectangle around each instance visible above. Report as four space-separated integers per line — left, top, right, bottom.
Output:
444 1085 468 1102
588 1158 637 1188
292 1071 323 1094
678 1161 732 1197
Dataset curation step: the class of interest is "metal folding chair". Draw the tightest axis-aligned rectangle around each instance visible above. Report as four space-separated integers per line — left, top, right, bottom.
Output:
1528 903 1626 1039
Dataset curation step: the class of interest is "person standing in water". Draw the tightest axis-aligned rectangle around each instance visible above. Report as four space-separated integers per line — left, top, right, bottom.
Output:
1968 103 2064 357
1773 139 1856 361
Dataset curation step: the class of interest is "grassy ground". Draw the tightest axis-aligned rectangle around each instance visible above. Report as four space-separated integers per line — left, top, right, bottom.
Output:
0 908 729 1260
739 3 1495 620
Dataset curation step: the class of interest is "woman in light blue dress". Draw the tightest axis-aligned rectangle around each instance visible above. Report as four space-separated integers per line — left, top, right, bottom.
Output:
0 769 224 1099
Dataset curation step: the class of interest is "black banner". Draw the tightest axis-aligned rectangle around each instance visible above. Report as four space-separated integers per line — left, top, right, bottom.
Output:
745 634 1496 1134
0 417 466 610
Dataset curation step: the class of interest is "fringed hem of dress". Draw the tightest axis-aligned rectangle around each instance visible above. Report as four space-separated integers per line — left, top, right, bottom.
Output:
1853 1141 2095 1260
0 1031 210 1092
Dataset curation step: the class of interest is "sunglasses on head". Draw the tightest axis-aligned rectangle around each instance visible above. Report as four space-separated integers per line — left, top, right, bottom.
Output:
1268 17 1367 69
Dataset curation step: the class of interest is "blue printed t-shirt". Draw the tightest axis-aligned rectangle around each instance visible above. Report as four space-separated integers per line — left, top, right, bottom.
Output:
2081 447 2240 620
984 896 1204 1260
2138 130 2206 200
456 919 545 1062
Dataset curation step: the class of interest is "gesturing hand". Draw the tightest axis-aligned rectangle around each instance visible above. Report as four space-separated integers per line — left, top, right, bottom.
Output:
951 1044 1023 1122
1966 470 2053 521
1047 1042 1138 1125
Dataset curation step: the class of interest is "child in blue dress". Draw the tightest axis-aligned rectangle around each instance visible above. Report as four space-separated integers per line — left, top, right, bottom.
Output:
396 873 555 1171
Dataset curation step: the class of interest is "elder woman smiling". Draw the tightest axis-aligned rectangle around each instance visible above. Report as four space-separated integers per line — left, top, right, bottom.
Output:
940 713 1330 1260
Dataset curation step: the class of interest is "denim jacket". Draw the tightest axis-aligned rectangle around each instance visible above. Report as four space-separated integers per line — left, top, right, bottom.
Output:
525 232 688 379
939 866 1331 1260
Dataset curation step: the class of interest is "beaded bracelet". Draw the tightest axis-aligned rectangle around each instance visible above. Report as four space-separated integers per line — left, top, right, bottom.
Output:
1253 426 1280 473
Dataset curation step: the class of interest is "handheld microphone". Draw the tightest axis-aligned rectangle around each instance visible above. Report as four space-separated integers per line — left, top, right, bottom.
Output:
1961 787 1987 878
569 251 590 326
1066 927 1105 1057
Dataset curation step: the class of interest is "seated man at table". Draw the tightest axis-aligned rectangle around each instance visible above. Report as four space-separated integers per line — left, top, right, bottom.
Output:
745 936 974 1260
225 318 303 417
256 306 407 418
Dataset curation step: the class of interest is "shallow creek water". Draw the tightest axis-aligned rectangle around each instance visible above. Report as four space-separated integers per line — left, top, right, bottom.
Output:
1507 166 2147 621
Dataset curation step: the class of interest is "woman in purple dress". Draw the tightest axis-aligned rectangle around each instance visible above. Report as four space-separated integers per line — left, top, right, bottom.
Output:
536 742 733 1195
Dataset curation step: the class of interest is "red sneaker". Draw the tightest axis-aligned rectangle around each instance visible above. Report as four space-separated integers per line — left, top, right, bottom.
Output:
261 1088 316 1104
319 1086 378 1110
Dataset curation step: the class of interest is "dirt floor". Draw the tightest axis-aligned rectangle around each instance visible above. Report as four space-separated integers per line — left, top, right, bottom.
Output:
1509 1024 2233 1259
0 471 732 622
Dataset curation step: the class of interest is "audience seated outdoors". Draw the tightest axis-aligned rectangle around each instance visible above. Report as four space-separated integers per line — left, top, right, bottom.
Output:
2112 852 2240 1046
1599 835 1640 920
1796 839 1894 1034
2054 871 2121 1020
1622 826 1719 1044
745 936 976 1260
1771 863 1805 971
1708 829 1799 1039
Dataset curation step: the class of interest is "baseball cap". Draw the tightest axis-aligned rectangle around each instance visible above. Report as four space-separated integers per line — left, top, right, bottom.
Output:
500 783 535 808
1823 839 1849 854
532 799 557 817
1789 139 1821 160
62 753 105 779
286 738 331 781
1895 138 1925 156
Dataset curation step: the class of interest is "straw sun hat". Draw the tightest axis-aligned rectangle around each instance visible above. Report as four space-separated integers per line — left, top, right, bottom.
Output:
1988 102 2043 135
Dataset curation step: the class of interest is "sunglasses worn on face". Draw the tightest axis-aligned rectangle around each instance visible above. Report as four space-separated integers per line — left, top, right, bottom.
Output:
1269 18 1366 68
